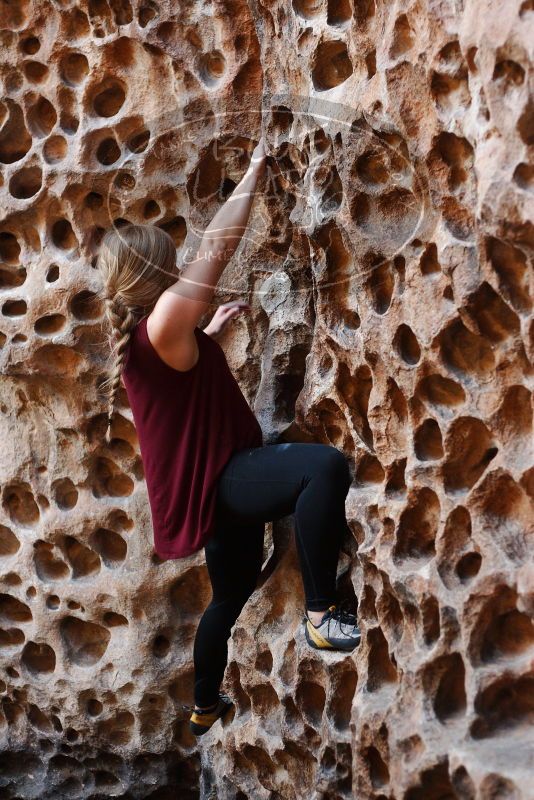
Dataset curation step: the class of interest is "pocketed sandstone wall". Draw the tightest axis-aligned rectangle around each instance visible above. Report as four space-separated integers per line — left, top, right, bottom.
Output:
0 0 532 798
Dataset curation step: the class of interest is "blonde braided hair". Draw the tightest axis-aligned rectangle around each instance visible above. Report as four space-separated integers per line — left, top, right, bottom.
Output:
96 223 179 444
101 294 138 444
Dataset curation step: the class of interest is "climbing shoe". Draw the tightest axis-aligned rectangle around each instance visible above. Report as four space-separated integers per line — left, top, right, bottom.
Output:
302 599 361 652
182 692 234 736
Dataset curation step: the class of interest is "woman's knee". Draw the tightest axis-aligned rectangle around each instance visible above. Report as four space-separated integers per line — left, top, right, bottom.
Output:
210 586 257 620
316 445 352 488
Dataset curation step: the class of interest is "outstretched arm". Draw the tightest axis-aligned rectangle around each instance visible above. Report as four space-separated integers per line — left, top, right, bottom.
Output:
149 137 267 339
189 137 267 297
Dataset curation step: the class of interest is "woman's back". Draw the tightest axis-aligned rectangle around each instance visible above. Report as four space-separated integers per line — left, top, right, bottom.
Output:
122 316 263 559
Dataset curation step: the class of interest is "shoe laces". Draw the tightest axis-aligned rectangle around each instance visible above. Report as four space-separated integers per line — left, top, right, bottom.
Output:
327 598 358 635
301 598 358 637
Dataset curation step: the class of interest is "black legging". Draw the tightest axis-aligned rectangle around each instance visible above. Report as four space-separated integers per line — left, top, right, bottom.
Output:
193 442 352 707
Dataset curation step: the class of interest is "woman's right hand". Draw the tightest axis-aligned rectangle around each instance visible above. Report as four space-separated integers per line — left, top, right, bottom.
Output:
251 135 267 167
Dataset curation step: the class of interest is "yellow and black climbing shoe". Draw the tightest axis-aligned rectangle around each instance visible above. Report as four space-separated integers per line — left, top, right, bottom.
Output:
183 692 234 736
302 600 361 652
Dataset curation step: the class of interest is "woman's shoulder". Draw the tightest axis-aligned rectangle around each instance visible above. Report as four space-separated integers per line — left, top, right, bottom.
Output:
128 315 217 374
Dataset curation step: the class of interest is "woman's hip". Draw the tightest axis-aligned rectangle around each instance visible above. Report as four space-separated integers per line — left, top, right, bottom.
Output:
215 442 350 522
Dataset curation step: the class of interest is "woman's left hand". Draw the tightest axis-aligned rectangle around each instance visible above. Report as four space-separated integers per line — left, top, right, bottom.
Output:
205 301 251 338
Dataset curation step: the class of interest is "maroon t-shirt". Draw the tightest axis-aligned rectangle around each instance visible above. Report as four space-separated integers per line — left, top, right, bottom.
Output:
122 316 263 559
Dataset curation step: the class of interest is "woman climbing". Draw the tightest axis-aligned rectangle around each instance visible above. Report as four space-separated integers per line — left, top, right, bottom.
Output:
97 135 361 737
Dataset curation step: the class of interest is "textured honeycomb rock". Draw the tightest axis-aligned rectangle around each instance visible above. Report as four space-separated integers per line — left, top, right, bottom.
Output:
0 0 533 798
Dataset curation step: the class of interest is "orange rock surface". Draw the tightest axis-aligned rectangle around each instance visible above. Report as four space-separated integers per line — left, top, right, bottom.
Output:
0 0 532 797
